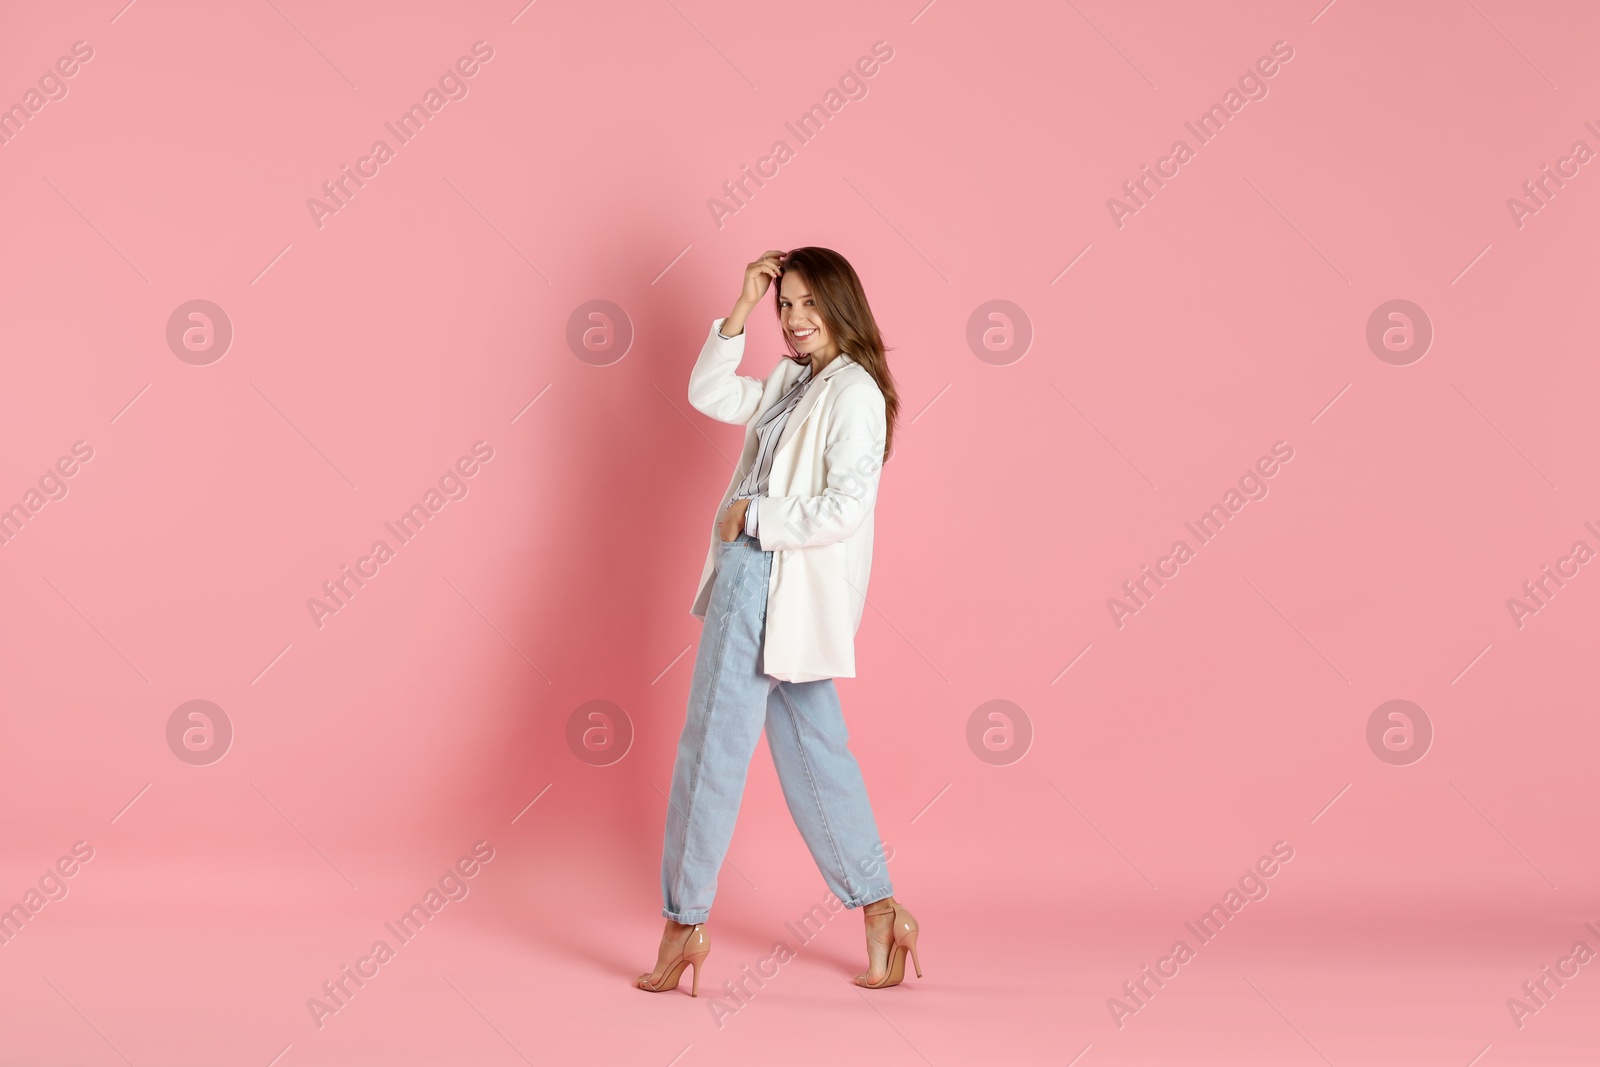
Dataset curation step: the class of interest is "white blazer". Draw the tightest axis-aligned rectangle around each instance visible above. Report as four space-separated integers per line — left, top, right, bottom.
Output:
687 318 887 682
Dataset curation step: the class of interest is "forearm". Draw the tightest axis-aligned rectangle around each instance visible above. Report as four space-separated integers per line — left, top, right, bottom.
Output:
756 441 883 550
721 301 754 338
757 485 875 549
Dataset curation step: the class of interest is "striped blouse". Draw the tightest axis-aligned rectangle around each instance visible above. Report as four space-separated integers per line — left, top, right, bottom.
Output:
725 340 816 539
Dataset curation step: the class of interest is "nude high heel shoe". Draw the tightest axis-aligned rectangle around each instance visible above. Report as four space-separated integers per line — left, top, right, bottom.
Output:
636 923 710 996
854 900 922 989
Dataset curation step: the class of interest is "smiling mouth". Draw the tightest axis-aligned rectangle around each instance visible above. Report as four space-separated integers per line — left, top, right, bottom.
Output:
791 328 817 340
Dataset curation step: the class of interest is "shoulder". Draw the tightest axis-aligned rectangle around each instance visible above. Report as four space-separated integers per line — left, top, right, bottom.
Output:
833 361 880 396
827 366 885 425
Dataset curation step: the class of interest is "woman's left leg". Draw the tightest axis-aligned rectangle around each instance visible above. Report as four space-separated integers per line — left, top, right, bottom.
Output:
764 678 895 909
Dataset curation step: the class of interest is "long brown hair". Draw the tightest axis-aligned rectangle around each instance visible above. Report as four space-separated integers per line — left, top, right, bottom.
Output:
774 247 900 462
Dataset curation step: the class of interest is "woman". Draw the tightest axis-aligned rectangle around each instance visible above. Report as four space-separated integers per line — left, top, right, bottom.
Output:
636 248 923 996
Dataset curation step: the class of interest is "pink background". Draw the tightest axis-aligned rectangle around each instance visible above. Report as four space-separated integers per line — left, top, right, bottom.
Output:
3 1 1598 1064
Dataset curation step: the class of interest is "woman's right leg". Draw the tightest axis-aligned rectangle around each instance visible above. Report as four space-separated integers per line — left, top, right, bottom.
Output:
658 533 775 924
763 678 893 910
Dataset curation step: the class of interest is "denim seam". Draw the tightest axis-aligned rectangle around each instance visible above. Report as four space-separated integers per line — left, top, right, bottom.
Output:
667 548 750 918
777 683 852 901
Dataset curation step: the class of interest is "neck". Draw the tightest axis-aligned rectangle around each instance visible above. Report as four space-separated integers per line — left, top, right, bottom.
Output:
806 346 842 376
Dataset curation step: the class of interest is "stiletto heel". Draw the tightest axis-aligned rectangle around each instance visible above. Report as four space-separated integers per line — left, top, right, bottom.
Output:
689 951 706 996
637 923 710 996
855 900 922 989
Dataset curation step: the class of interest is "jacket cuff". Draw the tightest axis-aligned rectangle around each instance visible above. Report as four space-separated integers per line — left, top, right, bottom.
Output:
744 497 759 536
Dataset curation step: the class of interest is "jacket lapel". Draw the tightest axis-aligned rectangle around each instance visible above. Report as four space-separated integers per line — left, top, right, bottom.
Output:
773 352 852 457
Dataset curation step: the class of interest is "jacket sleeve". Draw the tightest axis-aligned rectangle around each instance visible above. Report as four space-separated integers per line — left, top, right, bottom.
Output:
756 381 886 551
687 318 764 426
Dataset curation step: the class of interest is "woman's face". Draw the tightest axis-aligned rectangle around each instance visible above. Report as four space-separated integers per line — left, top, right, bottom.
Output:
778 270 839 364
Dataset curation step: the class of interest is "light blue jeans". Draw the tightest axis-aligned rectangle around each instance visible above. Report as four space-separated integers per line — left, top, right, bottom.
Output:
660 530 894 924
